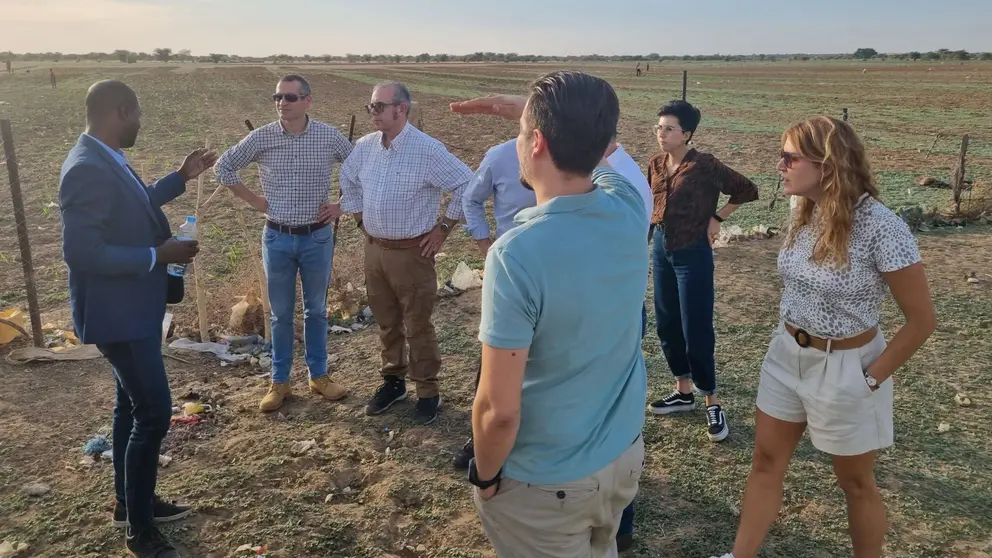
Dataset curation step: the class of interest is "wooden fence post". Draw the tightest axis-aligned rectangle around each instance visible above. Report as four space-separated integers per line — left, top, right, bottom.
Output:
952 134 969 216
682 70 688 101
193 139 212 342
1 119 44 347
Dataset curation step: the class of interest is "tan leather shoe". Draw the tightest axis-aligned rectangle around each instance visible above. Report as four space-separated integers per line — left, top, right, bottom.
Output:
309 376 347 401
259 382 292 412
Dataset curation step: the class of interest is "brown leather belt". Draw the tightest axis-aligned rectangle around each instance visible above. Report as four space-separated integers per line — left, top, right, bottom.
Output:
367 232 428 250
785 323 878 353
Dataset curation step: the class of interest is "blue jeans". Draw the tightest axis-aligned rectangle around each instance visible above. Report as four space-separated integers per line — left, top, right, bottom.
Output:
262 225 334 384
97 336 173 533
651 228 717 395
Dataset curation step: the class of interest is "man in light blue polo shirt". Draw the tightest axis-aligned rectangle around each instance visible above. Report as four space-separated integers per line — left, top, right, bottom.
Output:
452 71 647 558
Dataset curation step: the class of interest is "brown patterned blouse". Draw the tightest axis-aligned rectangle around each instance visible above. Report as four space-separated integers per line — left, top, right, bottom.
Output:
648 148 760 251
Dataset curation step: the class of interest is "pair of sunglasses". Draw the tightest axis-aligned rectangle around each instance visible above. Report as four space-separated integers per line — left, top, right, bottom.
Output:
272 93 307 102
781 151 805 169
365 101 399 115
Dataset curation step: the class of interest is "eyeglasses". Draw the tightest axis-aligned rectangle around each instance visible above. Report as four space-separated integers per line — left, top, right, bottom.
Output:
780 151 805 169
272 93 307 103
365 101 399 115
653 124 684 135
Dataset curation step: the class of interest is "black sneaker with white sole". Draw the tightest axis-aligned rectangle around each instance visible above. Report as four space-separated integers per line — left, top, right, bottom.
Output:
365 376 408 416
113 496 193 528
125 525 180 557
648 390 695 415
706 405 729 442
413 396 442 425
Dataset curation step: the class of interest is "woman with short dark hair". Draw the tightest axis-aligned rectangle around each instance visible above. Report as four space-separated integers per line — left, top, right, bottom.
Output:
646 100 759 441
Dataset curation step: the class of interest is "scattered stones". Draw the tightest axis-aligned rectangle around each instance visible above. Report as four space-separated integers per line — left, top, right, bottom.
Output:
451 261 483 290
955 393 973 407
22 482 50 497
0 540 30 558
938 422 952 433
416 545 427 553
324 494 335 504
290 439 318 455
258 356 272 369
342 487 354 495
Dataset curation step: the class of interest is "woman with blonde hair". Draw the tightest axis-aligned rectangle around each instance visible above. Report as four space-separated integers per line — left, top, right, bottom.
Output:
711 117 936 558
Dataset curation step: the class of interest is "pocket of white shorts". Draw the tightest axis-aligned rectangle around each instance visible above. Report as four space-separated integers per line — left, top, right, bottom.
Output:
844 349 875 399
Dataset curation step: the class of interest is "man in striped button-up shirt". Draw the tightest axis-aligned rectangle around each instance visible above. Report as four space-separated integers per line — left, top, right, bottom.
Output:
213 74 352 413
340 81 473 426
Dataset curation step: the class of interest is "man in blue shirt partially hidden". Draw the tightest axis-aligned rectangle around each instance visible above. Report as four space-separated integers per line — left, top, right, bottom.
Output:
451 71 648 557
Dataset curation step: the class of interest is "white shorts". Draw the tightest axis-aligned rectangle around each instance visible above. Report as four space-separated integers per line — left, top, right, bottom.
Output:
755 323 893 456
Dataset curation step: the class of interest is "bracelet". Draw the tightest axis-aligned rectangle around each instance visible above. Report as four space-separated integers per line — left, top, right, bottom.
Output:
712 213 724 223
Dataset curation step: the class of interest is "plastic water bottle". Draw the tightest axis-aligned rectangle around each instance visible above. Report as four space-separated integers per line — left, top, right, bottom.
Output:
167 216 197 277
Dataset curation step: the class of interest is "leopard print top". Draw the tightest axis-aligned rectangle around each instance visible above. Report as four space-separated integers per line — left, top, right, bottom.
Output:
778 195 921 338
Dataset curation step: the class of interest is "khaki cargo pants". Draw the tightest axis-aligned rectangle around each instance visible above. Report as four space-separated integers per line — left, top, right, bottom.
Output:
364 237 442 398
474 436 644 558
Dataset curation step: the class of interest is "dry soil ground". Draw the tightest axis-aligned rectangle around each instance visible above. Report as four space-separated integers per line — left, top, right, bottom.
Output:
0 60 990 557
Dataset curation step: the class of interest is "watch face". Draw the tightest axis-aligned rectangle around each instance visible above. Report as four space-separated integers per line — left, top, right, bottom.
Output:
866 375 877 387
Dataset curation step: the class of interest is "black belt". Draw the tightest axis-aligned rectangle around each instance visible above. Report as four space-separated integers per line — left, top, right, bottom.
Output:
266 220 327 235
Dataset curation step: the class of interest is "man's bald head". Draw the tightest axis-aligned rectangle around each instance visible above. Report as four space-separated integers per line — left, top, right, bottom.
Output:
85 80 142 148
85 80 139 123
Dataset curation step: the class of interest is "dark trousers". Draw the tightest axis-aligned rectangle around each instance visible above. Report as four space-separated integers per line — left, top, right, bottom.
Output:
97 335 173 533
651 228 717 395
618 303 648 537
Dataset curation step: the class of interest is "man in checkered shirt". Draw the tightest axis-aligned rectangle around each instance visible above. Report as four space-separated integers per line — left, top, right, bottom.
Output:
213 74 352 412
340 81 474 425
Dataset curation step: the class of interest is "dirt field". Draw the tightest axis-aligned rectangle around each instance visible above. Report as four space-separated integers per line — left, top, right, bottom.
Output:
1 60 990 557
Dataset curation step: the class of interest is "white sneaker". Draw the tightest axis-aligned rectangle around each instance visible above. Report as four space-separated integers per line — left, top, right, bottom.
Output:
709 554 734 558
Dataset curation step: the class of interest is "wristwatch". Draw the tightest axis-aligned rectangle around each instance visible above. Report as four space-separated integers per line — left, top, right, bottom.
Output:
864 372 879 391
712 213 724 223
468 458 502 489
439 222 451 234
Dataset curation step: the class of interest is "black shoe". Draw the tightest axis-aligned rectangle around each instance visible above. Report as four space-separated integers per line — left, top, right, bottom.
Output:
648 390 695 415
706 405 729 442
365 376 407 416
413 396 442 425
125 525 180 557
453 437 474 470
616 533 634 552
114 496 194 528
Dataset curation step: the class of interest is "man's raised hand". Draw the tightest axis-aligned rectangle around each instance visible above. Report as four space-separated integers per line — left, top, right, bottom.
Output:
449 94 528 121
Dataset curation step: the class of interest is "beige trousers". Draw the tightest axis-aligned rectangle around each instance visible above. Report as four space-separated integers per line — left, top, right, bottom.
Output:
474 436 644 558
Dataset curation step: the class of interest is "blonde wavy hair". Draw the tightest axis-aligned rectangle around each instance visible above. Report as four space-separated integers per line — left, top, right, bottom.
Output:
783 116 879 266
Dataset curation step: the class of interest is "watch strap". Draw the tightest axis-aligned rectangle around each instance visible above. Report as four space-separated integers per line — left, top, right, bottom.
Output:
468 458 502 489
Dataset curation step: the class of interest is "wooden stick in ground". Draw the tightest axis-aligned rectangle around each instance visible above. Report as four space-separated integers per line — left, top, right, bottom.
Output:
952 134 969 216
767 175 783 211
1 119 44 347
326 115 357 305
924 133 943 161
193 139 212 342
238 210 271 341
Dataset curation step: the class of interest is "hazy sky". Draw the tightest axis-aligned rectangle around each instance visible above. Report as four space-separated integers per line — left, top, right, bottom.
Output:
3 0 990 56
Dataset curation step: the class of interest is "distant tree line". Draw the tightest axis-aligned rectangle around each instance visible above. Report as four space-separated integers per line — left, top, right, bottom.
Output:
3 48 990 64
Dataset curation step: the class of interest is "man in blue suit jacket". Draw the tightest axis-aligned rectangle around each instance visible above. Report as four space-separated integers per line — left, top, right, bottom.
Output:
59 80 216 558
